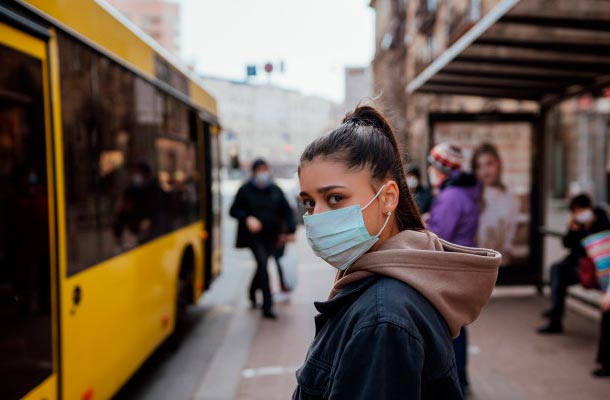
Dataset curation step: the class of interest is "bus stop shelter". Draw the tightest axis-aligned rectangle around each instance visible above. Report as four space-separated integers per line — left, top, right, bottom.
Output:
406 0 610 288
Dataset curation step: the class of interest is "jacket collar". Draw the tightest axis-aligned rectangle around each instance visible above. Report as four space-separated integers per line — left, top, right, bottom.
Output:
441 170 477 189
314 276 379 315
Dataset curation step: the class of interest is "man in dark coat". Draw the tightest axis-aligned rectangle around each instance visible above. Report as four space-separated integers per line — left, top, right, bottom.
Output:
538 193 610 334
230 159 295 318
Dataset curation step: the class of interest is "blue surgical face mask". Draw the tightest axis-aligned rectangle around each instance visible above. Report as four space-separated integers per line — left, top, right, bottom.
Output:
254 171 271 188
303 184 391 271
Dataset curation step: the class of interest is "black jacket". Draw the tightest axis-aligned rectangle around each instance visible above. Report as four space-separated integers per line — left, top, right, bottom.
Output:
562 207 610 262
412 185 433 214
229 180 295 249
293 276 462 400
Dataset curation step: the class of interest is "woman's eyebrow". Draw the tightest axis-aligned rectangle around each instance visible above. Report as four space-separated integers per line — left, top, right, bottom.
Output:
317 185 346 193
299 185 346 198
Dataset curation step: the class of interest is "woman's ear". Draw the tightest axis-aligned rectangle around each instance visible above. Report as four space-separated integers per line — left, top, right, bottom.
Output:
382 180 400 214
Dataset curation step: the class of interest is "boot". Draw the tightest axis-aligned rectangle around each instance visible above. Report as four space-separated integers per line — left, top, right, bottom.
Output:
537 320 563 334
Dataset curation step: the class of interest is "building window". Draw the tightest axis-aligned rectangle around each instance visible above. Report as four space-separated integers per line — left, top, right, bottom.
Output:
417 0 437 35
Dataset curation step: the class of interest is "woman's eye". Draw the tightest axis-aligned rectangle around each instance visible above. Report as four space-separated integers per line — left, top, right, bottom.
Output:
302 199 314 211
328 195 343 206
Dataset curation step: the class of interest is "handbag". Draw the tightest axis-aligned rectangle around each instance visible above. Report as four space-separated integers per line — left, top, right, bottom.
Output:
581 230 610 291
578 257 600 290
277 243 299 292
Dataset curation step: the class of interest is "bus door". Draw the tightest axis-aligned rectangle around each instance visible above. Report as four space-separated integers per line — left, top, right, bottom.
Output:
0 19 58 400
200 120 222 289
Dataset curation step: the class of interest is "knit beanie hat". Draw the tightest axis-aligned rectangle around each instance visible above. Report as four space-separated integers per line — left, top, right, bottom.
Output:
428 142 464 174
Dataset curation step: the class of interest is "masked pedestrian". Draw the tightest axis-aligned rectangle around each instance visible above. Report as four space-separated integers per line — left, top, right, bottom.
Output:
230 159 295 319
293 106 500 399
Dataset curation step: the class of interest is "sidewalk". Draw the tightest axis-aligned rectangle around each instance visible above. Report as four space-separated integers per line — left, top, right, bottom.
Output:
469 293 607 400
232 231 610 400
234 234 334 400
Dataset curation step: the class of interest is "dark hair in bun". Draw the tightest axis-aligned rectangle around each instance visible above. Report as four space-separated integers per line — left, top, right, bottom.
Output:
299 105 424 231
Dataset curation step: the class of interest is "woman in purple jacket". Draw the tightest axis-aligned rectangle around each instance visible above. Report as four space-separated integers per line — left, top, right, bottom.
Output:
427 142 481 396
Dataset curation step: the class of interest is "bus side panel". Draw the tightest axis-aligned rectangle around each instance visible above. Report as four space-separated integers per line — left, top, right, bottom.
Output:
48 24 210 399
60 223 203 400
21 376 57 400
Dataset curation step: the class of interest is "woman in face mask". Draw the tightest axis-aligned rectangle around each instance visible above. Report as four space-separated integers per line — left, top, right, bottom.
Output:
293 106 501 400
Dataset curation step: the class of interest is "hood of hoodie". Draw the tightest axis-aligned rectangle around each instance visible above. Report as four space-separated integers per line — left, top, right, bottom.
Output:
330 229 500 338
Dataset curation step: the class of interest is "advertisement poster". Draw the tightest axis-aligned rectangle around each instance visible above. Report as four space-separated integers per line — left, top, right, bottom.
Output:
433 121 532 269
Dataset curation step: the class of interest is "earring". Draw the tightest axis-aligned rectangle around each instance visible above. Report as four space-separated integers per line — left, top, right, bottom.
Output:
386 211 392 217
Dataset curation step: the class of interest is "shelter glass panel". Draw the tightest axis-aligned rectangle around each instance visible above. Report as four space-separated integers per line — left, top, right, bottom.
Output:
433 121 532 268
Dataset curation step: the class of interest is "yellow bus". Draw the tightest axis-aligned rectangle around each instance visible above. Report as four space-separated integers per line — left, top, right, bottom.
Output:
0 1 222 399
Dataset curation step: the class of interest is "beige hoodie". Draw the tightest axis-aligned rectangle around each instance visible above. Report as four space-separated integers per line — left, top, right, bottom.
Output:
330 230 501 338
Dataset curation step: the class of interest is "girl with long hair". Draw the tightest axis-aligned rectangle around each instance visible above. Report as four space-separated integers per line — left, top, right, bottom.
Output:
293 106 500 399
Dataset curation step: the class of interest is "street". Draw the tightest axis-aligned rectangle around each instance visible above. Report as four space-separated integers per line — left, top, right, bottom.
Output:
111 183 610 400
4 3 610 400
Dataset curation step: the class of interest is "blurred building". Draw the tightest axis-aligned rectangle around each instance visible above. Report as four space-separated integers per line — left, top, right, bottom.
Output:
201 77 341 175
344 66 373 111
548 96 610 204
370 0 537 171
370 0 409 159
369 0 610 205
370 0 610 291
106 0 180 54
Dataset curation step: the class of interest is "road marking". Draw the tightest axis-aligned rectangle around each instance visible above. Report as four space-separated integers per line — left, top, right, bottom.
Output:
241 365 300 379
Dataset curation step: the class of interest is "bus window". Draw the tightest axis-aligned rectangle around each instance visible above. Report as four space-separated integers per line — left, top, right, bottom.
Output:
0 43 52 399
156 138 199 225
58 32 202 275
58 33 162 274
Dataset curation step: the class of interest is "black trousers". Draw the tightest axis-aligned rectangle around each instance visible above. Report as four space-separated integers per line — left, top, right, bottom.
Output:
274 246 287 291
453 327 468 393
597 311 610 369
249 239 273 312
549 258 580 323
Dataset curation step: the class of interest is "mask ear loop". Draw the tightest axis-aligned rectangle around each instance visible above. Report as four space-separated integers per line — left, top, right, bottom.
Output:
362 184 386 211
375 211 392 237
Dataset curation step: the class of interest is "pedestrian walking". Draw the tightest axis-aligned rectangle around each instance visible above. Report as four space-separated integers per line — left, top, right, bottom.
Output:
293 106 500 399
229 159 295 319
538 194 610 334
426 142 481 396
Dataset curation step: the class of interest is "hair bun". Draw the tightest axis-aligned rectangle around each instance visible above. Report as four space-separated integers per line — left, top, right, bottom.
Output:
343 105 387 130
